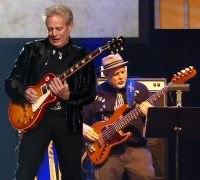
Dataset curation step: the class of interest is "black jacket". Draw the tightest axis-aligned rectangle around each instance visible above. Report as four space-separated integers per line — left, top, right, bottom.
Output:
4 38 96 134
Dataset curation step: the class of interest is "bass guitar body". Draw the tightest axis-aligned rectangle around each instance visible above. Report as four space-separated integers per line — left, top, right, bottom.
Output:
9 73 58 131
85 104 132 165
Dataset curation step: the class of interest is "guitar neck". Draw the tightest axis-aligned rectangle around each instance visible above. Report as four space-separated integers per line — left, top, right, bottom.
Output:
114 85 169 131
58 47 104 81
55 36 125 81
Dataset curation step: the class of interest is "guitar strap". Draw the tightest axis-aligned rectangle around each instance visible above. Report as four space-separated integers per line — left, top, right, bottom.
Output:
126 79 136 107
81 151 89 172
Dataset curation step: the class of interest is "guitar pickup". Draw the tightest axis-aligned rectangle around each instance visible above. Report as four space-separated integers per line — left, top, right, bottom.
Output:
85 143 95 154
41 84 48 94
97 141 102 148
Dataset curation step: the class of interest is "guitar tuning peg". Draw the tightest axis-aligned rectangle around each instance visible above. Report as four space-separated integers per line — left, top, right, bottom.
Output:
177 72 181 75
121 47 124 51
181 70 186 73
189 66 193 69
185 68 191 73
174 74 177 77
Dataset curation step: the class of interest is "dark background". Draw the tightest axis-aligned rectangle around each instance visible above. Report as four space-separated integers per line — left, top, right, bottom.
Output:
1 1 200 179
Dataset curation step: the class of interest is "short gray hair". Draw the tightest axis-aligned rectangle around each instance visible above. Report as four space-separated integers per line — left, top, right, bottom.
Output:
42 4 73 25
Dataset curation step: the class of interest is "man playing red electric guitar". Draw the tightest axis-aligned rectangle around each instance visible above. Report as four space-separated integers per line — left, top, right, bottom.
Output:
4 4 96 180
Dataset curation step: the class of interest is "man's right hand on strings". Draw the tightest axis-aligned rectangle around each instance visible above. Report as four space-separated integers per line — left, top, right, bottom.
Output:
83 123 99 141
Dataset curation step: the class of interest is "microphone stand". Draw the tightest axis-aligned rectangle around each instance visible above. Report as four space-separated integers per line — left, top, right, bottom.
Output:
168 84 190 180
174 90 182 180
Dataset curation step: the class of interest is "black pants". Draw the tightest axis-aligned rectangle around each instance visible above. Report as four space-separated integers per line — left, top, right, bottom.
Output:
15 109 81 180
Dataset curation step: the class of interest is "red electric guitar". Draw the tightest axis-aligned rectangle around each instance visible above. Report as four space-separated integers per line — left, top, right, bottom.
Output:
8 36 125 131
85 66 197 165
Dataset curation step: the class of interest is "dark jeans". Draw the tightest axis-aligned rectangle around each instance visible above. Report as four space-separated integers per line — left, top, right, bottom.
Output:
14 109 81 180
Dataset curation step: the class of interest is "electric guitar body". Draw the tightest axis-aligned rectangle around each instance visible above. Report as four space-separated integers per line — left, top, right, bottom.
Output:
9 73 58 130
85 104 132 165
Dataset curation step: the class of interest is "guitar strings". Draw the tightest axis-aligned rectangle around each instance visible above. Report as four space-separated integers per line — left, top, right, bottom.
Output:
89 106 141 148
91 90 163 148
91 106 143 148
89 87 168 148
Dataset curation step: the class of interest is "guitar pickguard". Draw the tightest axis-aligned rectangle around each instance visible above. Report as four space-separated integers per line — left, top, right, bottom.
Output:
32 90 50 112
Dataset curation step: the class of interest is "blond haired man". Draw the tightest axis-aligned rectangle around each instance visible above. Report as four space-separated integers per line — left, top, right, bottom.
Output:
5 4 96 180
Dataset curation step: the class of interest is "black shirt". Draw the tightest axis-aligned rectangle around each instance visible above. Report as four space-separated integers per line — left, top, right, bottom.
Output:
34 42 71 84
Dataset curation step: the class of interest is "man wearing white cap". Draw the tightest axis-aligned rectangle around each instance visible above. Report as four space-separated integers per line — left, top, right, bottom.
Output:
83 53 155 180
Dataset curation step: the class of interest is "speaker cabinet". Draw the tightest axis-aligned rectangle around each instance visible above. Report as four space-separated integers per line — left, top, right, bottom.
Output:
132 78 168 180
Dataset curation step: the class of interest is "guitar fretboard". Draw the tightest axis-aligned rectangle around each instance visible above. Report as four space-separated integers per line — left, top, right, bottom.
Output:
113 85 169 131
58 46 107 81
55 36 125 82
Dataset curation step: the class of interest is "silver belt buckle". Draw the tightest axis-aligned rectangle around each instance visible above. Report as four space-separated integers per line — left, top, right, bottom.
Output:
50 102 62 110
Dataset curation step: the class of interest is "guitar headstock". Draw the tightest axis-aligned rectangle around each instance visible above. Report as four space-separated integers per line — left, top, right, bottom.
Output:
171 66 197 84
109 36 125 54
101 36 125 54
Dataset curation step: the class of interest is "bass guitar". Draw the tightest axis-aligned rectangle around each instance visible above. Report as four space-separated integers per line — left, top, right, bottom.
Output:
8 36 125 131
85 66 196 165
